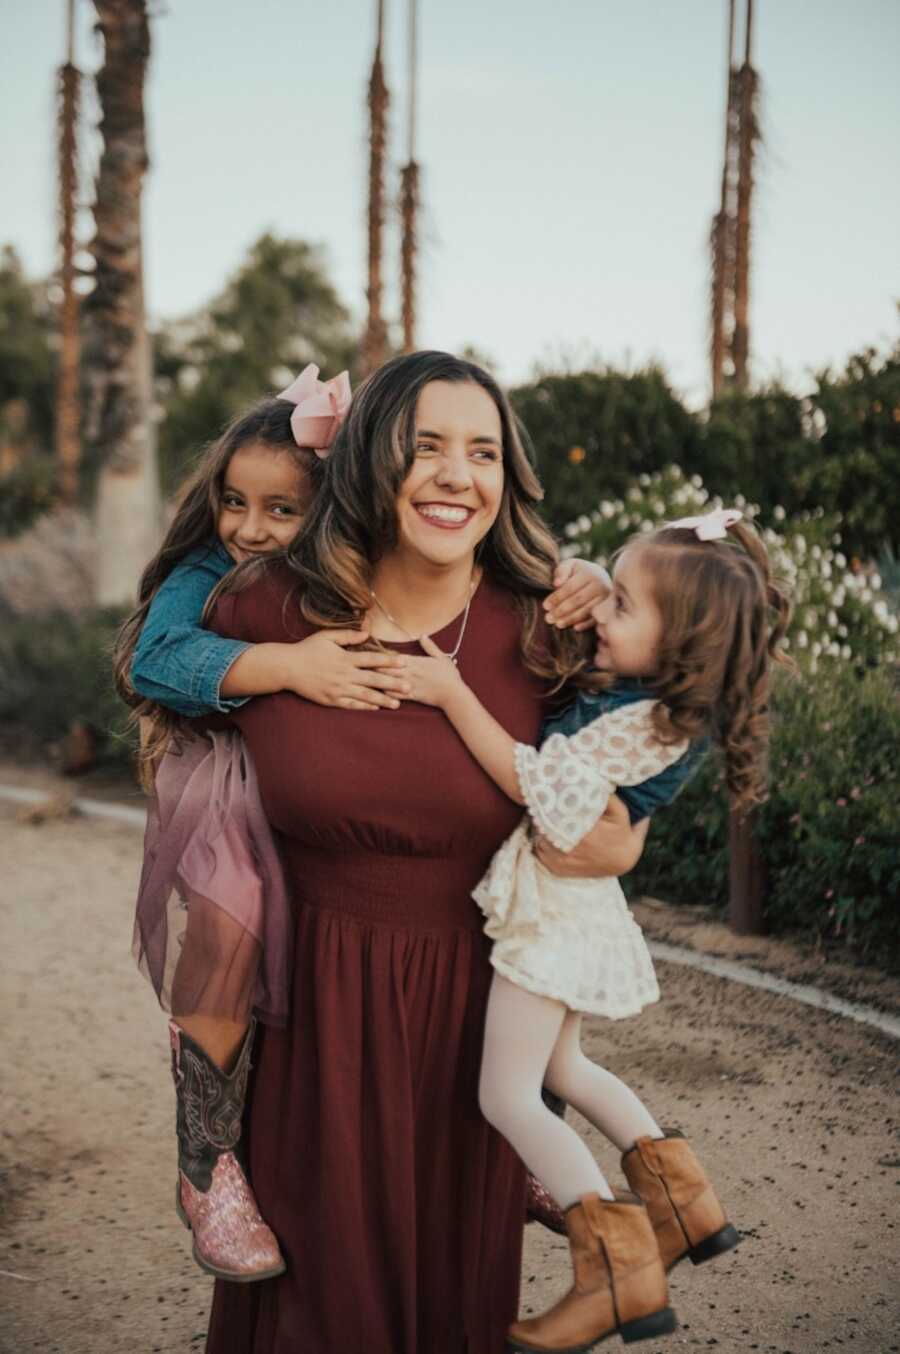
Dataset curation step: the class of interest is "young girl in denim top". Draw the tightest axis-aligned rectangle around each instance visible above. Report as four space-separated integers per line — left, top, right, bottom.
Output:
113 364 615 1284
401 509 790 1352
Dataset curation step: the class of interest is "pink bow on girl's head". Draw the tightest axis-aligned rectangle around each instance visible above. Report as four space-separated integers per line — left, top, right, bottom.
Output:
277 363 352 458
665 507 743 540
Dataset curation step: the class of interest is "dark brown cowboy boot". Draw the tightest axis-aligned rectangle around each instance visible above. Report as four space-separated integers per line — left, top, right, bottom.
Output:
621 1130 740 1272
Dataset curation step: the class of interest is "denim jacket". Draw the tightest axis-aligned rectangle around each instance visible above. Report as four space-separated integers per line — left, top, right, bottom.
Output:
540 679 707 824
130 541 252 717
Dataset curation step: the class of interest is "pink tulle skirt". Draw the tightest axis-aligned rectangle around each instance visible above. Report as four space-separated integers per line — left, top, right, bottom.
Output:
133 730 292 1026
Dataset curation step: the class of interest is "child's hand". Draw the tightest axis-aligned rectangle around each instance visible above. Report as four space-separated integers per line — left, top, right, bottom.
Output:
399 634 466 709
544 558 612 630
283 630 410 710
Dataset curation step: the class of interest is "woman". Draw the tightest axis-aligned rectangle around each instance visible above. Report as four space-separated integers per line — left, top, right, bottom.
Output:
203 352 648 1354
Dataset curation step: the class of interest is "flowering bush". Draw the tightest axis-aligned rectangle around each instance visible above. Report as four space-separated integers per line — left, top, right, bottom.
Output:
626 664 900 965
560 465 899 673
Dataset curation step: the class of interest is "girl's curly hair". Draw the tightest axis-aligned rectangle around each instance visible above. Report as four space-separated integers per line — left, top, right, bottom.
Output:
620 517 793 814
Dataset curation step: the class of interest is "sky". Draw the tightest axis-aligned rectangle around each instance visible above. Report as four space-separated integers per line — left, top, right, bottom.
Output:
2 0 898 407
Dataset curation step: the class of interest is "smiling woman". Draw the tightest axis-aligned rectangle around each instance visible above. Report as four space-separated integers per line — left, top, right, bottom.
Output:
200 351 648 1354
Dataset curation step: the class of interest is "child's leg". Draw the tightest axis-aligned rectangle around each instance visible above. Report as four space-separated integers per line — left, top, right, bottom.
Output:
479 975 614 1208
544 1010 662 1153
171 892 258 1070
172 1015 249 1071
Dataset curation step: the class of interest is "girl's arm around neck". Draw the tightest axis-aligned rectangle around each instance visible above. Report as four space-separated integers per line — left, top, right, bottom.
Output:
443 683 524 804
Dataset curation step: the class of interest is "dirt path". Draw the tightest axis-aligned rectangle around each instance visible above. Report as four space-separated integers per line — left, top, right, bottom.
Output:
2 799 898 1354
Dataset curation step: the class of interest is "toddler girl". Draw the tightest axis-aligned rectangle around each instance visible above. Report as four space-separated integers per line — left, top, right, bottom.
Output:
401 508 791 1351
113 364 611 1283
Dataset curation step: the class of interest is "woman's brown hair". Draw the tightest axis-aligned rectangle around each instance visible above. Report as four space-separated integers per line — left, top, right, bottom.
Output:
621 518 792 813
265 350 589 688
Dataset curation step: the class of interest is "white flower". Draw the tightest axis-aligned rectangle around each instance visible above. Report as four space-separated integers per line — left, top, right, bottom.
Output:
691 473 703 488
794 535 807 554
888 616 899 635
837 625 848 638
812 641 822 656
871 573 882 590
639 473 651 487
640 520 654 533
805 608 819 628
774 505 786 521
861 588 872 603
671 466 683 479
578 515 591 532
809 656 818 674
828 641 841 657
874 600 888 620
564 522 579 539
832 586 845 607
627 487 641 502
827 609 838 628
811 545 822 560
796 630 809 648
652 498 665 515
841 644 852 660
821 562 832 579
618 515 630 531
835 552 847 568
601 501 615 519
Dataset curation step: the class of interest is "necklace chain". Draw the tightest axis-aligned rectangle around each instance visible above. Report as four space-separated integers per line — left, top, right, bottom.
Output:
370 576 476 665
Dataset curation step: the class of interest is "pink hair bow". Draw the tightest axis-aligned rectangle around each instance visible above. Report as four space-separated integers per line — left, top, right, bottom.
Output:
666 507 743 540
277 363 352 458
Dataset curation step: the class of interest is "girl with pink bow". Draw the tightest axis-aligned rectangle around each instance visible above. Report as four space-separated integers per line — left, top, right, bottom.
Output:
112 364 613 1284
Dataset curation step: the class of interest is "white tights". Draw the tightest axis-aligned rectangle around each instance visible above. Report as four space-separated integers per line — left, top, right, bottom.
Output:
479 974 662 1210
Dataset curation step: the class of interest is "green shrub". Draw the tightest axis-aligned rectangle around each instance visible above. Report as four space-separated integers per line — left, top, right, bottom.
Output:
0 457 58 538
0 606 135 766
628 665 900 966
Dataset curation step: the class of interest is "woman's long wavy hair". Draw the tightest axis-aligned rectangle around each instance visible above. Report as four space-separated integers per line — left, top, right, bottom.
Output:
112 398 313 779
620 518 793 814
248 350 590 688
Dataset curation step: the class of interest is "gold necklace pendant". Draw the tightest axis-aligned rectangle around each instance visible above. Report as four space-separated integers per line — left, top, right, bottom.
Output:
370 575 476 663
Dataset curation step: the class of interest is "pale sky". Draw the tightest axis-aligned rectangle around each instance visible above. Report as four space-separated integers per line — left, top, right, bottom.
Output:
2 0 898 406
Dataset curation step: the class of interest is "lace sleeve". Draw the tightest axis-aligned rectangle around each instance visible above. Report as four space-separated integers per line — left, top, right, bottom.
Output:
513 699 690 852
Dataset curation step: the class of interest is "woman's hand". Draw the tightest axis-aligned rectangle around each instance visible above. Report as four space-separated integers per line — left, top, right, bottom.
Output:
282 631 411 711
534 794 649 878
400 634 466 709
544 559 611 631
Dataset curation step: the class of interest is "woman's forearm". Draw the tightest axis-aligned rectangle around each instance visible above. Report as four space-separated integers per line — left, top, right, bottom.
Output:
535 796 649 878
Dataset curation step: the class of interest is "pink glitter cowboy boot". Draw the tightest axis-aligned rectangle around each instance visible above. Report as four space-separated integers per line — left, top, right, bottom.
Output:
169 1019 285 1282
526 1173 568 1236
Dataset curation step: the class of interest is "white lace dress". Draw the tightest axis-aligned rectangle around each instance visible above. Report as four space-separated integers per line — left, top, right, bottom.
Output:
473 699 688 1018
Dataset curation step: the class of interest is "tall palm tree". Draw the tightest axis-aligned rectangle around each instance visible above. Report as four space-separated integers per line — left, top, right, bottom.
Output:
731 0 758 390
709 0 759 398
83 0 159 606
710 0 737 398
56 0 81 504
363 0 389 375
399 0 420 353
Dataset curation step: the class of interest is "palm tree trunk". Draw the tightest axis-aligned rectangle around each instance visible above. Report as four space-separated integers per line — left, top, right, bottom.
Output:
731 0 758 391
710 0 737 399
84 0 160 606
56 0 81 505
363 0 389 375
400 0 419 353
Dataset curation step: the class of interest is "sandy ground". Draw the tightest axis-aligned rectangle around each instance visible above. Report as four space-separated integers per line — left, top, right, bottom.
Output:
2 787 899 1354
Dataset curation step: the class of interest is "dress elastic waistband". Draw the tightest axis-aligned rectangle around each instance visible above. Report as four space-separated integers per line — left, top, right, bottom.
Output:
282 845 487 932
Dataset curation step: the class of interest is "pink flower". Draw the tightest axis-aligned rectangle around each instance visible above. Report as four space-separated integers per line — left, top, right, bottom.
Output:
854 835 866 846
836 798 847 807
825 888 834 899
850 786 862 800
822 722 832 732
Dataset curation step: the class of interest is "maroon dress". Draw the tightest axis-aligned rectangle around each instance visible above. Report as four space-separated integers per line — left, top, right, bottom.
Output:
204 565 550 1354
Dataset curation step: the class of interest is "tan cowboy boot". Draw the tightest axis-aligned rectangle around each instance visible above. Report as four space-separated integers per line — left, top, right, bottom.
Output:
621 1130 740 1272
170 1019 285 1282
507 1192 677 1351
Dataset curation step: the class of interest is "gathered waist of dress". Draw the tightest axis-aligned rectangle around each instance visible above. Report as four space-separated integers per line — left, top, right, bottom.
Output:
281 843 488 932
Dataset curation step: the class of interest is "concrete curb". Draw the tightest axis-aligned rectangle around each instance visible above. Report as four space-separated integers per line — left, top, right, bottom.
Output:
2 781 898 1041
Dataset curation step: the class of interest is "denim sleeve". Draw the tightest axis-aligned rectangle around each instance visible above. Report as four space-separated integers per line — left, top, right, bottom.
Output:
131 556 252 717
617 741 708 824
